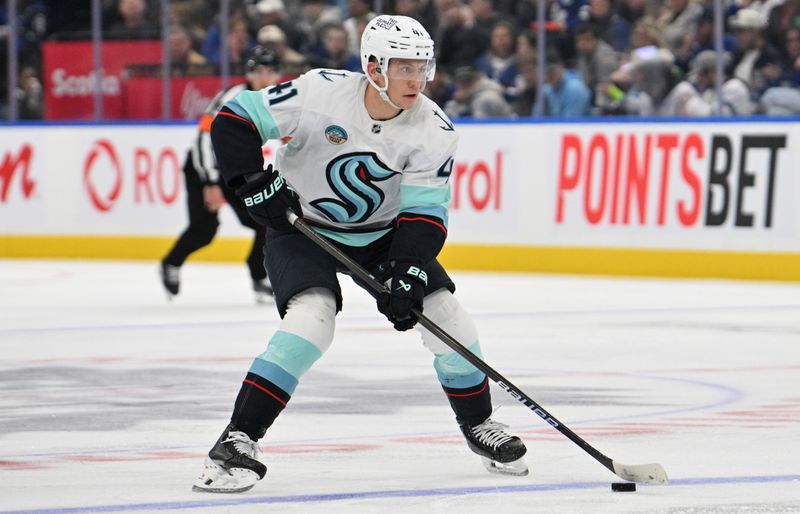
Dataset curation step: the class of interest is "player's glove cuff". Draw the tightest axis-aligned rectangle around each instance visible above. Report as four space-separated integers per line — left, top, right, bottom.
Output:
377 260 427 331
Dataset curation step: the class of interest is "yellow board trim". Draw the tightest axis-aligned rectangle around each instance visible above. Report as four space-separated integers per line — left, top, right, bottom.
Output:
2 235 799 282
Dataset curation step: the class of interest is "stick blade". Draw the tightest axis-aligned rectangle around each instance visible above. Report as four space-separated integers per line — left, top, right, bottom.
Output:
612 461 669 484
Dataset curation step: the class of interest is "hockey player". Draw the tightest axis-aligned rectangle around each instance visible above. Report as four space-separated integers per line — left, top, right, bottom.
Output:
193 15 528 493
159 46 284 302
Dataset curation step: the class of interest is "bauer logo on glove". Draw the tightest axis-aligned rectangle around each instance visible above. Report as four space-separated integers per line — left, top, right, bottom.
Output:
243 173 286 207
234 164 302 232
403 265 428 285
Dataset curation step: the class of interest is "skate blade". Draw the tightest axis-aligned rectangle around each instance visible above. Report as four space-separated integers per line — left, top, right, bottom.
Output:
192 460 261 493
481 456 529 476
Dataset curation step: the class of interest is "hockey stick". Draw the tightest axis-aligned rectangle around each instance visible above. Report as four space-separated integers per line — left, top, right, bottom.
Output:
287 211 668 485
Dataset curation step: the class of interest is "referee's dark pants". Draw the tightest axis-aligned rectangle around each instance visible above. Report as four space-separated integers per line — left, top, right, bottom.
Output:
162 158 267 282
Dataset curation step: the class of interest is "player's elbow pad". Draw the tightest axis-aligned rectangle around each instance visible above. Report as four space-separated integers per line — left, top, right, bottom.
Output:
389 214 448 264
210 107 265 187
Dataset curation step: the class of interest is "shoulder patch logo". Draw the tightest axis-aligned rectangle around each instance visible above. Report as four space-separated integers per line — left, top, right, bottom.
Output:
324 125 348 145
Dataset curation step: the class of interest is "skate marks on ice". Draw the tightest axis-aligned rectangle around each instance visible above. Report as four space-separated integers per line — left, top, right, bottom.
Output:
1 261 800 513
0 475 799 514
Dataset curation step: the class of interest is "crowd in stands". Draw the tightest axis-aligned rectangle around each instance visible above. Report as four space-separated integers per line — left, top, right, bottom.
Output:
2 0 800 119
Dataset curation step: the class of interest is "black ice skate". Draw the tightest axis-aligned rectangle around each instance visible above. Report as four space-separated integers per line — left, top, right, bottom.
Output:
252 278 274 303
192 424 267 493
460 418 529 476
159 262 180 298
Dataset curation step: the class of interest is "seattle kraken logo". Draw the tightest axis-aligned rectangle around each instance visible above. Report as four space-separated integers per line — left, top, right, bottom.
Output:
311 152 398 223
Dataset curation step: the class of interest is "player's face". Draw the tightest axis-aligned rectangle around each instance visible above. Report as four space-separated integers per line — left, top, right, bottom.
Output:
248 65 282 90
385 58 433 109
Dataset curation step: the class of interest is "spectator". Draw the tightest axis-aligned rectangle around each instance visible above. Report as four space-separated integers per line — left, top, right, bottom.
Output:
511 55 538 116
436 0 488 73
201 12 255 71
170 0 213 46
617 0 653 26
738 0 784 18
343 0 376 56
659 50 755 116
201 8 237 65
169 24 211 76
444 66 514 118
106 0 158 39
424 67 455 108
493 0 537 31
574 23 619 101
586 0 632 53
516 28 537 61
469 0 501 42
295 0 342 54
540 50 592 116
227 16 256 74
673 8 736 72
621 46 679 115
759 84 800 114
780 27 800 87
765 0 800 50
16 65 43 119
607 15 667 93
390 0 438 35
249 0 304 53
308 23 361 71
655 0 703 52
629 16 667 51
729 8 781 91
474 20 519 96
549 0 591 32
257 24 308 76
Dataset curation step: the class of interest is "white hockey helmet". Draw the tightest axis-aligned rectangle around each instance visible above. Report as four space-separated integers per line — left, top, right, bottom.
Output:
360 15 435 107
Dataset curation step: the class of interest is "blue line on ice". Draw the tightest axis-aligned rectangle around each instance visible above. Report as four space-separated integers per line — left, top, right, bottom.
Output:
2 474 798 514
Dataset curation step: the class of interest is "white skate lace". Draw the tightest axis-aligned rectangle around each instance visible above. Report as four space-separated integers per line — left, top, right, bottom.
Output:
224 431 261 459
471 419 514 449
162 264 180 284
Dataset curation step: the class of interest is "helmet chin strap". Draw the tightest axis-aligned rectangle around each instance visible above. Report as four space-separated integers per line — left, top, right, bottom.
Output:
367 68 404 111
378 89 404 111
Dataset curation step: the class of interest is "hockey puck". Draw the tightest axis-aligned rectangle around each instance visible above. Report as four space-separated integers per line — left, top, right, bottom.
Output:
611 482 636 492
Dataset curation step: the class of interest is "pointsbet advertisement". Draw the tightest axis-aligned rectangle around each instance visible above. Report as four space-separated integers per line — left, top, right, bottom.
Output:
1 120 798 279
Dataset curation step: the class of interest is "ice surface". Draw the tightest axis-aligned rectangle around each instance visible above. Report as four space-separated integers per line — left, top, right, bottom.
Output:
1 260 799 513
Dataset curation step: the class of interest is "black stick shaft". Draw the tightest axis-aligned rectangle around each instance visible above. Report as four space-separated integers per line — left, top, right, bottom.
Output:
288 212 615 474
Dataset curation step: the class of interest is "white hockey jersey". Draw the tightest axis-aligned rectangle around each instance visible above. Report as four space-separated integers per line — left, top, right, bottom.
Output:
225 69 458 247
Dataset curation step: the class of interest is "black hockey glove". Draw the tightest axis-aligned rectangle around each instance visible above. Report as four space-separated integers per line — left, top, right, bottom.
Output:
377 260 427 331
234 164 301 232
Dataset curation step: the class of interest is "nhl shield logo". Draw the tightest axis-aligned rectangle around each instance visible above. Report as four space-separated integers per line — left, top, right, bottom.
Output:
324 125 348 145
